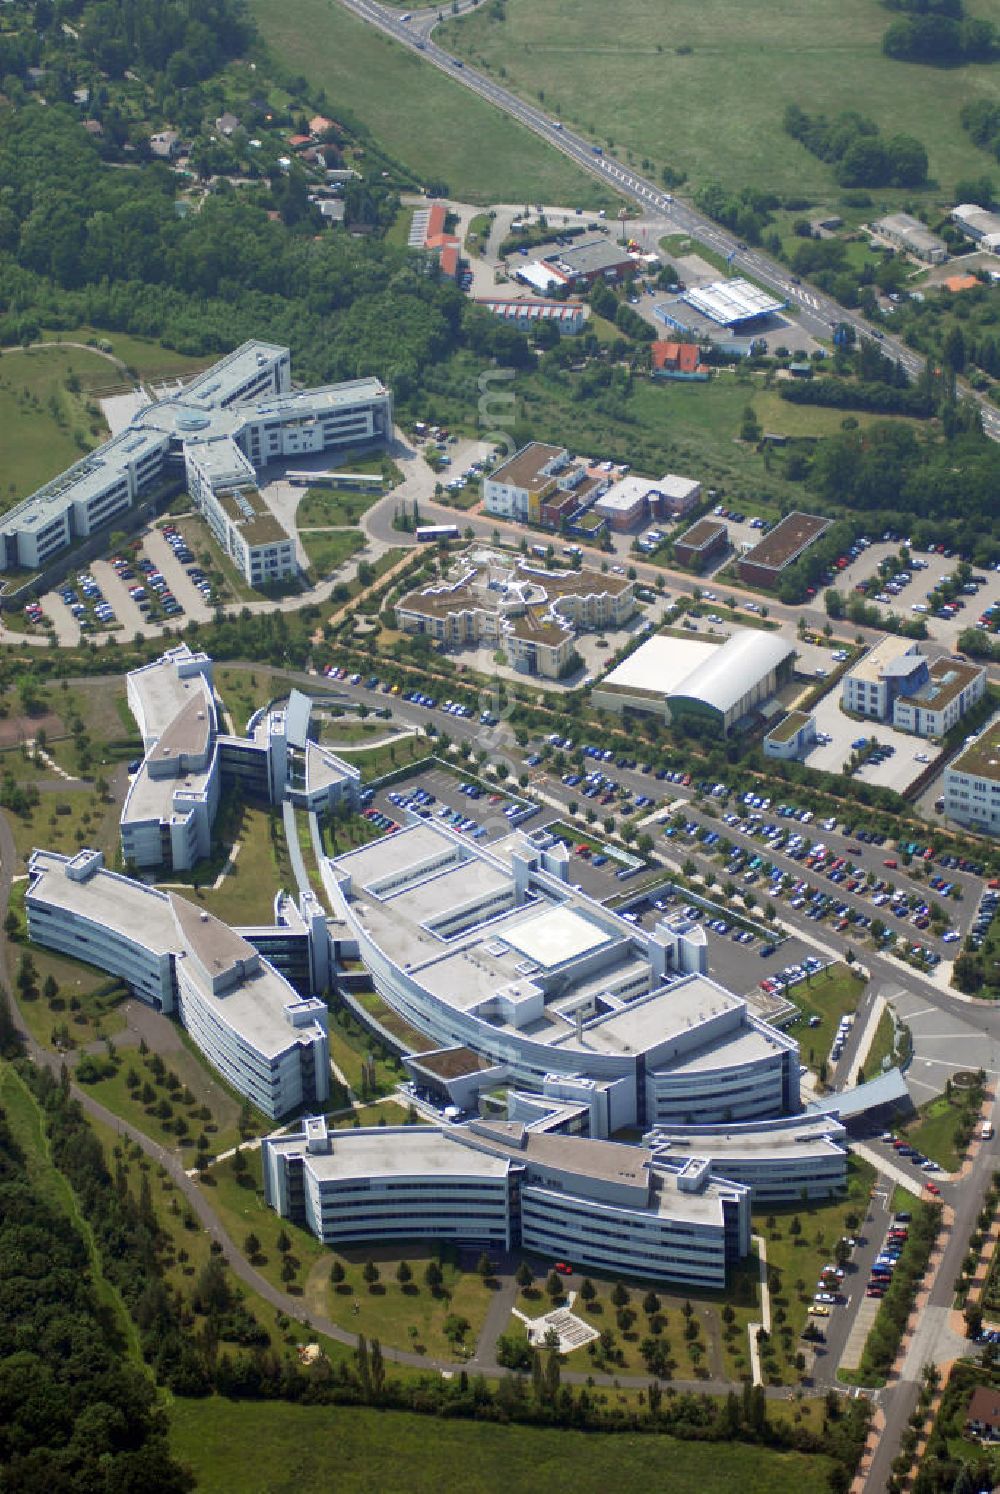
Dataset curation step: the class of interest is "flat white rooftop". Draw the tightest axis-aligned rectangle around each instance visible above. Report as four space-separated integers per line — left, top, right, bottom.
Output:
501 903 611 968
270 1125 512 1182
599 634 716 698
683 278 784 326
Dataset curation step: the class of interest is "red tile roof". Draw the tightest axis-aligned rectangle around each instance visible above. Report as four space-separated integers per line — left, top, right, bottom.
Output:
652 340 703 374
425 203 448 241
439 244 460 279
288 134 311 148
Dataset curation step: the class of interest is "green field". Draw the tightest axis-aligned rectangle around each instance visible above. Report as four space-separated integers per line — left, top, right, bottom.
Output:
439 0 1000 203
295 486 386 528
0 345 111 510
299 526 365 578
250 0 620 206
170 1397 835 1494
783 963 868 1081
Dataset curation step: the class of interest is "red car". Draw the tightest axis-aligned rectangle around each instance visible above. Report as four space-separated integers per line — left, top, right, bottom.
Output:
554 1261 573 1276
925 1182 941 1196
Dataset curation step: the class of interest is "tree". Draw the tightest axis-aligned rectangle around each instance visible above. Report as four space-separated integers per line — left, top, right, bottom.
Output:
515 1260 533 1290
642 1289 661 1316
611 1280 630 1308
280 1255 297 1284
545 1269 564 1300
579 1276 597 1304
396 1259 412 1287
363 1258 380 1290
330 1259 346 1286
476 1251 494 1280
243 1231 261 1260
425 1259 443 1293
276 1228 291 1255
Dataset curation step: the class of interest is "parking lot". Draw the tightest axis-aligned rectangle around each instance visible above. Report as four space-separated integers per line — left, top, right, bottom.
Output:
828 537 1000 647
143 525 216 621
806 689 938 794
367 765 538 848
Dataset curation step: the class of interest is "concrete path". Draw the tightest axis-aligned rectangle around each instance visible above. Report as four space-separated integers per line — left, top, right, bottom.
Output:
747 1235 771 1386
852 991 888 1079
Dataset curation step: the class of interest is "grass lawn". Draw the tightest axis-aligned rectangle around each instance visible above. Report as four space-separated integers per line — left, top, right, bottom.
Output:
12 928 129 1051
756 1154 877 1382
39 327 210 383
333 734 431 778
295 486 386 529
86 1110 357 1375
204 1149 496 1358
783 963 868 1081
439 0 1000 204
249 0 621 207
862 1006 898 1080
0 345 111 512
170 1397 836 1494
317 716 396 747
6 783 121 871
299 527 365 579
900 1092 969 1171
80 1029 251 1159
327 1010 406 1100
176 804 293 926
520 1255 761 1382
215 665 299 733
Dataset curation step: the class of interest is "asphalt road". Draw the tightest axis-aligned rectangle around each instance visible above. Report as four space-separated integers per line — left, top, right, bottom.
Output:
334 0 1000 446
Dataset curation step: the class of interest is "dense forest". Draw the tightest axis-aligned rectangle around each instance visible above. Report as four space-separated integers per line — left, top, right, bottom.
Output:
0 1086 191 1489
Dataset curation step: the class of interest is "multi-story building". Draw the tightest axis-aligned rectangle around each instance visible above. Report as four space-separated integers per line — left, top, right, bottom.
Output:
482 444 599 524
842 639 985 737
0 341 392 586
394 549 634 679
320 818 800 1135
26 848 331 1119
121 645 359 872
944 721 1000 834
645 1114 849 1202
263 1115 752 1289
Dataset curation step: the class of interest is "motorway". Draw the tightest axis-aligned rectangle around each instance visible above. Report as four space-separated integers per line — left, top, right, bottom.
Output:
334 0 1000 443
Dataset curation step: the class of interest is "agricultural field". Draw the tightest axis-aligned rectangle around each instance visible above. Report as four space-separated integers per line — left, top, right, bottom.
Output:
439 0 1000 203
170 1396 837 1494
249 0 620 207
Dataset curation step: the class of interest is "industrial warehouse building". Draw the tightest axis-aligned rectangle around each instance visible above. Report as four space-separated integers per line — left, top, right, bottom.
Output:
0 341 392 583
951 203 1000 250
592 628 796 733
873 213 948 265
